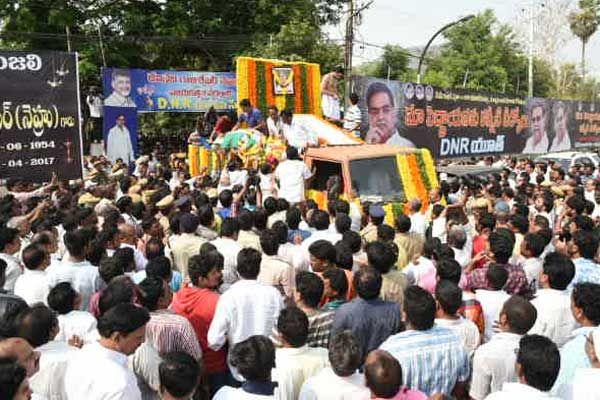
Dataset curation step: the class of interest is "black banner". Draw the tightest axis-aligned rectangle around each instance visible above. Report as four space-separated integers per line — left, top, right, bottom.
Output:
352 77 529 158
0 51 83 182
352 76 600 158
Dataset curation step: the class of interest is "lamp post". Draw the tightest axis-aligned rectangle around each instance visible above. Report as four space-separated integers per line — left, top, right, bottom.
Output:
417 14 475 84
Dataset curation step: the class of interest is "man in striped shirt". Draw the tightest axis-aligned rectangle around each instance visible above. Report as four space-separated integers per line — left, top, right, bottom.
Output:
137 277 202 361
379 286 470 397
343 93 362 139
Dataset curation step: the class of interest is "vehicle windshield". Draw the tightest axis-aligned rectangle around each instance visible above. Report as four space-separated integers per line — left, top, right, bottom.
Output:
350 156 404 201
538 157 570 171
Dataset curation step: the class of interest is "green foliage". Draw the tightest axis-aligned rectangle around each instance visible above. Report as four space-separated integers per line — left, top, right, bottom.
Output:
0 0 344 137
355 45 410 81
247 17 343 73
423 10 527 95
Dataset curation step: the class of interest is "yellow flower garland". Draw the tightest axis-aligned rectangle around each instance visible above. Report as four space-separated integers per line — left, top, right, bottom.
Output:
397 154 417 201
420 149 439 188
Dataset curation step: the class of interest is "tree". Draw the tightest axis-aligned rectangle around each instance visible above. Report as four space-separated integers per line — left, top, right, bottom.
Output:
354 45 410 81
248 18 343 73
422 9 554 97
569 0 600 80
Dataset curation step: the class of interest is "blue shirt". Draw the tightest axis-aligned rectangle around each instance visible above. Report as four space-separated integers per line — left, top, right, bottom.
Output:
239 108 263 128
331 298 402 361
132 270 183 292
287 229 312 243
552 326 596 398
569 258 600 290
379 325 470 396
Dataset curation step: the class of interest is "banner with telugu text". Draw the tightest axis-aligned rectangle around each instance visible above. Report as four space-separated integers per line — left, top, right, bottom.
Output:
102 68 236 113
352 76 600 158
0 50 83 182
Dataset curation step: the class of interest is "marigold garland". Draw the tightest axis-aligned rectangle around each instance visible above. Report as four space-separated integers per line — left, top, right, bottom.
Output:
293 64 303 113
265 62 275 108
415 151 431 191
397 154 417 201
420 149 439 188
247 59 257 110
311 64 322 116
236 59 249 107
407 153 429 211
236 57 321 115
256 62 267 112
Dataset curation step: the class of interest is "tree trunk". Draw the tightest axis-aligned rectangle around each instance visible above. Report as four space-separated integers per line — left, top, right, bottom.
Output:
582 40 587 82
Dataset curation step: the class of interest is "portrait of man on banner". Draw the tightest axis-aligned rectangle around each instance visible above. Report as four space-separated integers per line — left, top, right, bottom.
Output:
364 81 414 147
273 67 294 95
523 98 550 154
104 69 136 107
103 107 138 165
549 101 572 152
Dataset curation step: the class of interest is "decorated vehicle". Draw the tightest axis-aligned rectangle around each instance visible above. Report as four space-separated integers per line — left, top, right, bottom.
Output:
304 144 438 223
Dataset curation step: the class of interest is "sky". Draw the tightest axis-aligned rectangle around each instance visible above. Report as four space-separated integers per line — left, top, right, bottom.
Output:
326 0 600 77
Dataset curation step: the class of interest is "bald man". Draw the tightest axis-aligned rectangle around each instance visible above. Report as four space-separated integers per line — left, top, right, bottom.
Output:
364 350 427 400
0 337 40 377
118 223 147 271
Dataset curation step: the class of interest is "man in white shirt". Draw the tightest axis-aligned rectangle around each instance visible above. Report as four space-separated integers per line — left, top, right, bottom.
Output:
275 147 313 204
207 248 284 381
300 210 342 265
210 218 242 291
46 229 102 311
299 331 370 400
435 280 481 358
16 305 79 400
475 265 511 343
258 230 295 297
273 307 329 400
518 233 545 288
281 112 317 151
106 114 135 164
47 282 99 344
447 226 470 268
118 224 148 272
470 296 538 400
14 245 51 306
0 227 23 293
64 303 150 400
343 93 362 138
169 213 206 279
530 252 577 347
485 335 561 400
266 105 283 137
408 199 427 238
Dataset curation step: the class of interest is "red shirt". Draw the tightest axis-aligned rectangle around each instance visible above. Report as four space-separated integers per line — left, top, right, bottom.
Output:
214 116 234 135
171 284 227 373
472 235 488 269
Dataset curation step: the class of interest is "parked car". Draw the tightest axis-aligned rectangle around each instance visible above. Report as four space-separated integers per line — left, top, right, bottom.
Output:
535 151 600 171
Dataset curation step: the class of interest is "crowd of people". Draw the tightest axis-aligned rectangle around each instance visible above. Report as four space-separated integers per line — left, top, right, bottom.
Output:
1 143 600 400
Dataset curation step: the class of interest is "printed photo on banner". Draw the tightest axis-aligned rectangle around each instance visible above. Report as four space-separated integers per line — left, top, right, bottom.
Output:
524 98 575 154
273 67 294 95
103 107 138 165
351 76 415 147
102 68 237 112
104 69 136 107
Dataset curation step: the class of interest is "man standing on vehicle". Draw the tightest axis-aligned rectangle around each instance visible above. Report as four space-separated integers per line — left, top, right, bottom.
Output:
275 147 313 205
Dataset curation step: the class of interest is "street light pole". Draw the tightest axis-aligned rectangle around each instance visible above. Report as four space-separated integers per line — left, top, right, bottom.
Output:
417 15 475 84
528 4 534 98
